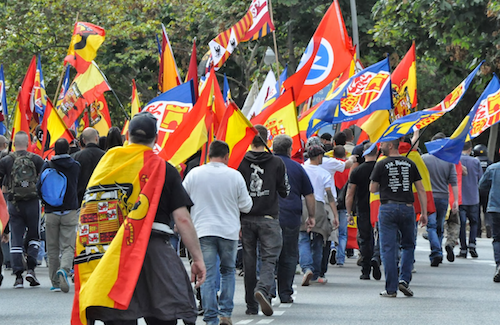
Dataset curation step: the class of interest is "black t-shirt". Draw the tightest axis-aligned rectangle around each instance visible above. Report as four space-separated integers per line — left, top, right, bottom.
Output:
349 160 376 213
370 156 421 204
0 150 45 201
155 162 193 226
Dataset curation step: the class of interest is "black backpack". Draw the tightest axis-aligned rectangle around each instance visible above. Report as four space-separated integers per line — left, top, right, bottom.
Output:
8 152 39 202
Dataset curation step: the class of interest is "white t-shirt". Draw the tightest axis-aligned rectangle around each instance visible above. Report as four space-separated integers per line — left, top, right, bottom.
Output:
304 156 345 188
302 164 335 203
183 162 253 240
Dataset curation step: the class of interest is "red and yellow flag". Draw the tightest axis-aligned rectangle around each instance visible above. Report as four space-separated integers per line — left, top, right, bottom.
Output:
251 90 301 155
89 94 112 136
392 43 417 118
185 40 199 100
298 101 322 143
158 24 182 93
158 71 216 166
58 62 111 129
71 145 166 325
37 99 74 159
216 101 258 169
122 79 141 135
64 22 106 74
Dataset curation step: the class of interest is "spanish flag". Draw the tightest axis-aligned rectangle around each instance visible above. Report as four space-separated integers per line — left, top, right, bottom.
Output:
216 101 258 169
89 94 112 137
122 79 141 135
72 144 166 325
37 98 74 158
65 22 106 74
158 24 182 93
298 101 322 143
392 43 417 118
369 150 435 226
58 61 111 129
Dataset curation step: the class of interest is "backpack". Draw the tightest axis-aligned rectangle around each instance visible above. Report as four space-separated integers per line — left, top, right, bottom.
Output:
39 162 67 207
8 152 39 202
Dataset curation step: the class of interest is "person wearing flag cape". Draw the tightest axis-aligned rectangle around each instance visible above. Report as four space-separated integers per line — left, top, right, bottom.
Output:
72 112 206 325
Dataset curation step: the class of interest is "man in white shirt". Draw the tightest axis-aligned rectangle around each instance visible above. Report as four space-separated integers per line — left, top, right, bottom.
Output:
183 140 253 325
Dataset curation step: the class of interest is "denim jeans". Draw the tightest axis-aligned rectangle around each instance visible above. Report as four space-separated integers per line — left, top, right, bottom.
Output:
298 231 324 279
427 197 448 260
491 212 500 266
277 225 300 301
459 204 479 252
334 209 348 265
241 217 282 312
379 203 415 293
199 236 238 325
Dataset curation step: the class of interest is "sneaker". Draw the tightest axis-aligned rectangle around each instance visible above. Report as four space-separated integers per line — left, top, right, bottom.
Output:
50 287 62 292
457 252 467 258
469 248 478 258
371 260 382 280
445 245 455 262
337 263 344 267
422 232 429 240
314 276 328 284
281 297 294 303
379 290 397 297
245 309 258 315
430 256 442 267
494 266 500 283
254 290 273 316
25 269 40 287
329 249 337 265
220 316 233 325
301 269 313 286
357 255 363 266
360 274 370 280
398 280 414 297
14 276 23 289
57 269 70 293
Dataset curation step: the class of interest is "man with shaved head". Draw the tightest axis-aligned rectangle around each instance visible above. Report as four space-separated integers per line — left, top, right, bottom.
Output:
0 131 44 288
0 135 8 158
72 128 105 205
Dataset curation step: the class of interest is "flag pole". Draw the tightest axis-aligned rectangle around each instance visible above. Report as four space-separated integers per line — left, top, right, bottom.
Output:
53 13 79 106
92 62 130 120
268 0 281 78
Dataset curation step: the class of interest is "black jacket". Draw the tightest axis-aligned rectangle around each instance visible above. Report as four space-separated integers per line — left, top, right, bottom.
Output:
238 151 289 218
71 143 105 205
37 154 80 212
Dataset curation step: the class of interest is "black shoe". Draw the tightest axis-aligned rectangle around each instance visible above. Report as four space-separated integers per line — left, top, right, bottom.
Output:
430 256 442 267
486 226 492 238
329 249 337 265
254 291 273 316
398 280 414 297
445 245 455 262
360 274 370 280
346 249 354 258
371 260 382 280
469 248 478 258
197 303 204 316
457 252 467 258
14 276 23 289
494 266 500 283
26 269 40 287
281 297 294 303
0 273 3 287
245 309 258 315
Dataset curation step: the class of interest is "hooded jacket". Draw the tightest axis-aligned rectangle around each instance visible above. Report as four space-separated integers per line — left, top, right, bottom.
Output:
37 154 80 213
238 151 289 218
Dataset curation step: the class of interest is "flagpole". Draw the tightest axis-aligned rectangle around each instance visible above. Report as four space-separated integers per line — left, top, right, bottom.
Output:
53 13 79 106
92 62 130 120
268 0 281 78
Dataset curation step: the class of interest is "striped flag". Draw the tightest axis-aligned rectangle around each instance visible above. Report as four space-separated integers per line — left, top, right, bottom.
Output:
158 24 182 93
122 79 141 135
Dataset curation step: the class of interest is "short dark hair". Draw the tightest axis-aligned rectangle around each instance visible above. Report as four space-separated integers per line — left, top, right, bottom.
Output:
432 132 446 141
320 133 332 141
463 141 472 151
333 145 346 159
209 140 229 159
252 125 268 147
55 138 70 155
388 139 400 149
363 142 378 157
342 128 353 141
334 132 347 146
272 134 293 155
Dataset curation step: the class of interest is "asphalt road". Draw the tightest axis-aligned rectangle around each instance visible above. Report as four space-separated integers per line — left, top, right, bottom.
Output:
1 234 498 325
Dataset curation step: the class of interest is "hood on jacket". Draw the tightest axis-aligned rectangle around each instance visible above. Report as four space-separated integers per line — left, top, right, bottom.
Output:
244 151 274 164
51 154 78 169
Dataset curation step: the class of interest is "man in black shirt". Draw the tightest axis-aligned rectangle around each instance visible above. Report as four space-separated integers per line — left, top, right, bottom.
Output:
346 142 381 280
370 139 427 297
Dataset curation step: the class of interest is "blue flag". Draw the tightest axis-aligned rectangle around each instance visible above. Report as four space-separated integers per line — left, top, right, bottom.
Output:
307 57 392 138
363 62 484 156
425 74 500 164
223 73 231 105
0 64 7 135
34 54 47 118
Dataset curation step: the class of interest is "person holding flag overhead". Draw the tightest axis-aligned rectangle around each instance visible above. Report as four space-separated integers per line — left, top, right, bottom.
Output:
72 112 206 325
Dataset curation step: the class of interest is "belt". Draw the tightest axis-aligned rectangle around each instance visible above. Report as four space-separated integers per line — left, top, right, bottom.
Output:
152 222 175 235
381 200 412 207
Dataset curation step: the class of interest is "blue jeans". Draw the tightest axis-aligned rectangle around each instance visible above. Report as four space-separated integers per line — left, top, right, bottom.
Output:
299 231 324 279
241 217 282 312
199 236 238 325
334 209 348 265
427 197 448 260
277 225 300 301
491 212 500 266
379 203 415 293
459 204 479 252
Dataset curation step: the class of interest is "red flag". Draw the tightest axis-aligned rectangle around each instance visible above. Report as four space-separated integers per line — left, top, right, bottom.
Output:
392 43 417 118
11 56 36 147
283 0 354 105
158 25 182 93
185 39 199 100
39 99 75 159
64 22 106 74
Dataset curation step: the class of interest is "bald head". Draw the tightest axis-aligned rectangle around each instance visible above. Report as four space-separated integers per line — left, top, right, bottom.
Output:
14 131 29 151
82 128 99 146
0 135 7 150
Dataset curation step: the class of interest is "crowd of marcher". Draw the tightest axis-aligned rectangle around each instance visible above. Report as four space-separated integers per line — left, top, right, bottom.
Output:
1 112 500 325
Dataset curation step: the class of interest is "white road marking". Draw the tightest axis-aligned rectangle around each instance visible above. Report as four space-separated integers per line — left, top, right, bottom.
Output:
235 320 253 324
256 320 274 324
